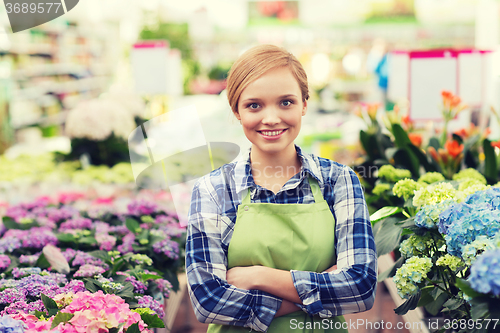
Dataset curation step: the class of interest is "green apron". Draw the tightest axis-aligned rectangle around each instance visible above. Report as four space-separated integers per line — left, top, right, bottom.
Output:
207 177 347 333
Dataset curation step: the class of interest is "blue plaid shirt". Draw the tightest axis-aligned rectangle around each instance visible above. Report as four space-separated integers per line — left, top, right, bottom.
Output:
185 144 377 332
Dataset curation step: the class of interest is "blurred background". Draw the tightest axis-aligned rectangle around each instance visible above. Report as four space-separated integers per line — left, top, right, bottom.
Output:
1 1 500 332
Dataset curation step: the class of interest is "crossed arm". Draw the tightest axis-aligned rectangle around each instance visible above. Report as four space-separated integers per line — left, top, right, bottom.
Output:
227 264 338 317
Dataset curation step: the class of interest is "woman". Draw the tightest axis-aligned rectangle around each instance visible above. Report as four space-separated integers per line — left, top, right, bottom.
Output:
185 44 377 333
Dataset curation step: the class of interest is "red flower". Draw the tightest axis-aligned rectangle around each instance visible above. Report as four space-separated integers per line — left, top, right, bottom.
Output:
408 133 422 148
441 90 462 109
491 141 500 149
445 140 464 158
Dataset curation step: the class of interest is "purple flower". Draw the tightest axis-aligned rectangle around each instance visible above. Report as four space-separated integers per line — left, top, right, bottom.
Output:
59 217 93 231
0 288 26 305
155 279 173 298
58 280 86 294
73 264 106 278
0 255 11 269
12 267 41 279
62 248 77 262
127 200 157 216
136 295 165 318
72 251 107 268
117 233 135 254
95 233 116 251
19 252 40 265
47 205 79 222
22 227 58 249
2 299 45 315
0 237 22 254
124 275 148 294
152 238 179 260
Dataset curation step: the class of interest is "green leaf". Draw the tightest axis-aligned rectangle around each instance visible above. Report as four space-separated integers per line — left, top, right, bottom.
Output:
116 282 135 300
88 250 111 262
56 233 76 243
78 236 97 245
126 218 141 234
370 206 401 224
140 313 165 328
2 216 39 230
374 217 404 257
41 294 59 317
393 148 420 178
456 279 483 298
36 253 51 269
442 298 464 311
483 138 497 184
417 286 434 307
392 123 412 148
428 137 441 150
360 130 377 161
470 298 490 320
424 293 448 316
125 323 141 333
50 312 74 329
34 310 48 319
140 273 162 281
394 291 421 315
5 255 19 273
378 255 404 282
84 279 102 293
407 144 437 172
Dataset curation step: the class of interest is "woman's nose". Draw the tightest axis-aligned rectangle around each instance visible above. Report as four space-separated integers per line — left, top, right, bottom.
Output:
261 107 280 125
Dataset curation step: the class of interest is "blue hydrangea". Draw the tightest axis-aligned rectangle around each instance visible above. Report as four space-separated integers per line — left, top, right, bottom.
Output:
469 249 500 296
443 205 500 257
415 200 454 229
438 202 474 235
465 187 500 208
0 315 25 332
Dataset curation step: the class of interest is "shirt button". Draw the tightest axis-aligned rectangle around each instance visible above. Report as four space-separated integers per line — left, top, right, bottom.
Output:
244 206 249 211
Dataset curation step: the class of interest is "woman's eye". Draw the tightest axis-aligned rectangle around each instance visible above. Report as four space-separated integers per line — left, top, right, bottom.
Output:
282 100 293 107
248 103 259 109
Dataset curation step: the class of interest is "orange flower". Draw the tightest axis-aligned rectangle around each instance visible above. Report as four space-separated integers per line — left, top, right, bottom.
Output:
445 140 464 158
408 133 422 148
491 141 500 149
367 103 380 120
441 90 461 109
428 146 439 162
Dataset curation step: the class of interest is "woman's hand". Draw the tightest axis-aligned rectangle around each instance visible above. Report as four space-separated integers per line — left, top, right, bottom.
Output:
227 266 302 303
226 266 266 290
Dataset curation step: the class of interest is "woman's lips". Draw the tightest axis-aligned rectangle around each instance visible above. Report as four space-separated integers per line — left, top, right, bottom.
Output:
258 129 287 140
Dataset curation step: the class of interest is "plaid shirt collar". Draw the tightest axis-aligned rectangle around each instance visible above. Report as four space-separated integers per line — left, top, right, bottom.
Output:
233 144 324 196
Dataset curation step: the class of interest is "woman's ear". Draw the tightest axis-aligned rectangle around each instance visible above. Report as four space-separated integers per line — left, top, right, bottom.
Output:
233 110 241 121
302 100 308 116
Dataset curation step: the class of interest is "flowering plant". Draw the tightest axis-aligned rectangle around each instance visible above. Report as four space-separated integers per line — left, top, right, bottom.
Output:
372 171 500 328
7 290 164 332
354 91 496 216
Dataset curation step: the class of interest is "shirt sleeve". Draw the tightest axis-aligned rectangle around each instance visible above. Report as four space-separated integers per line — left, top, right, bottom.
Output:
290 166 377 317
185 176 282 332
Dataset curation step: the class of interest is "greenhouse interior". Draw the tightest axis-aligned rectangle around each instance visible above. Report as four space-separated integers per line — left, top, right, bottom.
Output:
0 0 499 332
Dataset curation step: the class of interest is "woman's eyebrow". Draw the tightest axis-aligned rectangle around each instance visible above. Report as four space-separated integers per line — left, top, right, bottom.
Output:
241 94 298 102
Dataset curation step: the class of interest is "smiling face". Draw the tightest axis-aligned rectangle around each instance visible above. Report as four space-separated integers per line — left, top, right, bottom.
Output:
234 66 307 159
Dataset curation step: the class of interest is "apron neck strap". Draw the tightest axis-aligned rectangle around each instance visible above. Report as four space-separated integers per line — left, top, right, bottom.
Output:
242 175 323 204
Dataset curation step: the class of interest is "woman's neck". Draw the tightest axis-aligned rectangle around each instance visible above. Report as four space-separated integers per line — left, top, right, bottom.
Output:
250 144 302 180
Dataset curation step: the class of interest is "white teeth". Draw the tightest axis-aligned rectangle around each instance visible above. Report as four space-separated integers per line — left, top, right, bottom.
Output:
261 130 284 136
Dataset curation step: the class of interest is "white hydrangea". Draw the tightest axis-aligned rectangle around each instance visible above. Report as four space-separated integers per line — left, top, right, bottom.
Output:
65 98 136 141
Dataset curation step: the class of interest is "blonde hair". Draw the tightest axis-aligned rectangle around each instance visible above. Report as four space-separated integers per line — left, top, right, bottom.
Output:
226 44 309 115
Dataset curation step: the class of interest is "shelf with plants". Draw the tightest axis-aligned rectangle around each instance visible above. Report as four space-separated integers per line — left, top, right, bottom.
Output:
1 21 118 140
